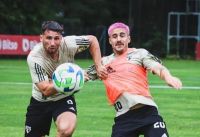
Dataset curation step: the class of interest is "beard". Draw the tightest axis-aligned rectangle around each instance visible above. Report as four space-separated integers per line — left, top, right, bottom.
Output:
43 45 59 56
47 47 58 54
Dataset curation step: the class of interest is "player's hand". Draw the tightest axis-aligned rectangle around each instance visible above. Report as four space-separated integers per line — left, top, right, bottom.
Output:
165 76 182 90
96 65 108 80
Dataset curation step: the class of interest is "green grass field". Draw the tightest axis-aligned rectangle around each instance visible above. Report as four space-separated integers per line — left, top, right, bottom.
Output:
0 59 200 137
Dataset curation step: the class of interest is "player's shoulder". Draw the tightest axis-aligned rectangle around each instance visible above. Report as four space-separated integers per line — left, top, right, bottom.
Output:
27 43 43 62
63 35 88 42
133 48 149 55
29 42 43 54
101 53 115 65
127 48 150 59
134 48 162 64
63 35 76 41
62 35 89 47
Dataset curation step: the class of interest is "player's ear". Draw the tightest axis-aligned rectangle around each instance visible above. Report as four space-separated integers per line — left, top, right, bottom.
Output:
40 34 43 42
128 35 131 44
109 37 112 45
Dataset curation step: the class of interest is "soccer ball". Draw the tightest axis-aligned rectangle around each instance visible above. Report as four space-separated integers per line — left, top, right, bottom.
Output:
52 63 84 95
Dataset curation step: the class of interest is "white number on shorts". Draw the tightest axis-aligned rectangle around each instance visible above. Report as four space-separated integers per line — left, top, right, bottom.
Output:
154 122 166 128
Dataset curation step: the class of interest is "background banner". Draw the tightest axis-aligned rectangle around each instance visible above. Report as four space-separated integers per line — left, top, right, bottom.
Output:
0 34 40 55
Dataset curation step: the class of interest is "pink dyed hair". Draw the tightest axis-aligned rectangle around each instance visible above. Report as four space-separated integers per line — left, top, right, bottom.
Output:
108 22 130 36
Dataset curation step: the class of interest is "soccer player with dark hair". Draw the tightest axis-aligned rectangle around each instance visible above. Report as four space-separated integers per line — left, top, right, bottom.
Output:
24 21 107 137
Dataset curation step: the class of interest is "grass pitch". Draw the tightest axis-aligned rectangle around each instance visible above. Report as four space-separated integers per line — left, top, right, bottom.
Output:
0 59 200 137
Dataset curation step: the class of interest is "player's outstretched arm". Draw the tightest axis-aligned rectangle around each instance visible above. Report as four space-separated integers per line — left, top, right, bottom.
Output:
152 66 182 90
87 35 108 80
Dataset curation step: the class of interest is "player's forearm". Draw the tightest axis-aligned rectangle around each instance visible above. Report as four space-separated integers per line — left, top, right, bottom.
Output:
36 81 58 96
152 65 182 89
88 35 102 67
42 86 57 96
159 67 171 81
87 35 108 79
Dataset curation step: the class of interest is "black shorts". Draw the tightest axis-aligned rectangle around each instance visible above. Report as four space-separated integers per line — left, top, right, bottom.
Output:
111 106 169 137
24 96 77 137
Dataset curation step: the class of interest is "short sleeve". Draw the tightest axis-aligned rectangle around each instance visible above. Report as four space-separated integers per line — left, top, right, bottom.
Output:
62 36 90 54
140 49 162 71
27 56 49 83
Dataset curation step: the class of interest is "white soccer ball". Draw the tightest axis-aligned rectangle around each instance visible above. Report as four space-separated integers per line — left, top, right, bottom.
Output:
52 63 84 95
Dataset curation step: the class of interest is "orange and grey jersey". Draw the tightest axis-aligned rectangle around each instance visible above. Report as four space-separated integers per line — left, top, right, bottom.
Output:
27 36 90 102
87 48 162 116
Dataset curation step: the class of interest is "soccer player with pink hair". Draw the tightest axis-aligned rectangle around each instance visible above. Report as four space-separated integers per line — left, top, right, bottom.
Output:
87 22 182 137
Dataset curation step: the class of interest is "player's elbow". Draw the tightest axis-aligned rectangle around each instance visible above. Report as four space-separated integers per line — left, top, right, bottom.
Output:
87 35 97 41
41 87 57 97
36 82 56 96
87 35 98 46
41 90 51 96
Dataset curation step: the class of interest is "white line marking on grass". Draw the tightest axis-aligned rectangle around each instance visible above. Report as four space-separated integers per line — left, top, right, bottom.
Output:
149 85 200 90
0 82 31 85
0 82 200 90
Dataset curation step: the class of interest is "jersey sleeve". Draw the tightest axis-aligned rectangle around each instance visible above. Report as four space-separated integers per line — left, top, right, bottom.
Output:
140 49 163 72
62 36 90 54
86 56 112 80
86 64 99 80
27 57 49 83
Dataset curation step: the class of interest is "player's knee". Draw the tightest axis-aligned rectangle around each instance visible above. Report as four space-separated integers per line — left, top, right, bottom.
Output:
57 124 75 137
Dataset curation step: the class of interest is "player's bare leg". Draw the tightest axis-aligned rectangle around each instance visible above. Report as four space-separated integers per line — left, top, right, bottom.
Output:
56 112 77 137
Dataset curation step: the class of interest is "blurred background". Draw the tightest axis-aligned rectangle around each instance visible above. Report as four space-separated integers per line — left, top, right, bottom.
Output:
0 0 200 59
